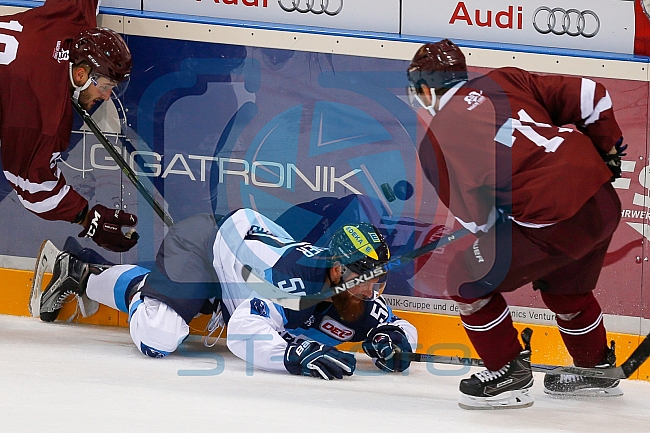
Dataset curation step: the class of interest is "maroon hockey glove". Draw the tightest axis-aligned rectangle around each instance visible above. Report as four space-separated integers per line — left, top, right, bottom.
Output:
78 204 139 252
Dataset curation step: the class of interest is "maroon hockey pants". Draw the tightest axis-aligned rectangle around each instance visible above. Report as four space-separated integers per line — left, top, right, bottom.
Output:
448 182 621 371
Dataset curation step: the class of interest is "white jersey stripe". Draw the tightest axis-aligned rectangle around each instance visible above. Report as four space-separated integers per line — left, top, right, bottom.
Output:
3 168 61 194
462 306 510 332
15 185 70 213
580 78 596 120
583 91 613 126
557 313 603 336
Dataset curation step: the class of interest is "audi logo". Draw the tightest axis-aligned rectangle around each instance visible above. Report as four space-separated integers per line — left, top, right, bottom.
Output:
533 7 600 38
278 0 343 16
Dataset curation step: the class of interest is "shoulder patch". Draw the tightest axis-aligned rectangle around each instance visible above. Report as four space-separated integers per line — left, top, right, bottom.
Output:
250 297 270 318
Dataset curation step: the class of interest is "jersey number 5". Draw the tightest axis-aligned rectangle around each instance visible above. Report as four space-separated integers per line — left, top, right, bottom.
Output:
0 21 23 66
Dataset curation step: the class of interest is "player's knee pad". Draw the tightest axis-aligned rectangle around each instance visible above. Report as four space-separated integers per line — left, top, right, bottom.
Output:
450 294 495 316
129 296 189 358
540 292 598 317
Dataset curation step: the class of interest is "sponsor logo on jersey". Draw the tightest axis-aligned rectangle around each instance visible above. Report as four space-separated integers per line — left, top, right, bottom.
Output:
320 317 355 340
464 90 486 111
52 41 69 63
343 226 379 260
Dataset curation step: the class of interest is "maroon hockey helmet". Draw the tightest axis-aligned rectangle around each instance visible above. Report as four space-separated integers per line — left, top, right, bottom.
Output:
71 27 132 83
407 39 467 92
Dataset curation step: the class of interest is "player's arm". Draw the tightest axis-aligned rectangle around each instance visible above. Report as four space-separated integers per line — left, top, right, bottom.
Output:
362 299 418 372
226 296 290 372
226 296 356 380
525 70 622 153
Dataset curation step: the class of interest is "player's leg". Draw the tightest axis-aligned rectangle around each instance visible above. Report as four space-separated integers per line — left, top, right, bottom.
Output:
541 291 621 396
84 265 150 312
537 182 622 396
448 222 539 409
128 296 190 357
450 291 534 410
39 252 149 322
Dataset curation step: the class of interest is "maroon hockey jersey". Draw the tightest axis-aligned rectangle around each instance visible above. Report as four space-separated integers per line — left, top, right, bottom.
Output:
419 67 620 231
0 0 98 222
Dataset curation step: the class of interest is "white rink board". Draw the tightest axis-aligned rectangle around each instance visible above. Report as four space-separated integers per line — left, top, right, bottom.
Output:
102 0 140 9
402 0 636 54
142 0 401 34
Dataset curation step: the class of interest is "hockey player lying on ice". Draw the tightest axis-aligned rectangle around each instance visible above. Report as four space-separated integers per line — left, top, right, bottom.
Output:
38 208 418 380
407 39 625 409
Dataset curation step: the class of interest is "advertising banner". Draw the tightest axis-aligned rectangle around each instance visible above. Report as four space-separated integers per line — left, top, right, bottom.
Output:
102 0 141 9
0 32 644 320
403 0 636 55
142 0 401 34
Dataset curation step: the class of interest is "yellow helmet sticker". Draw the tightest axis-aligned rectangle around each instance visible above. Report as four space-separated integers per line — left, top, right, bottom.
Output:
343 225 379 260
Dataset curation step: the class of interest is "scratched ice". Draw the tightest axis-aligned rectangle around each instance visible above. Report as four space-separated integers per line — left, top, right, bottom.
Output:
1 314 649 432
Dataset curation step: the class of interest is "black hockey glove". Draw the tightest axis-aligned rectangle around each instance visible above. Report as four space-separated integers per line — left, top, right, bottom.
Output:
284 340 356 380
602 137 628 182
78 204 139 252
362 324 412 372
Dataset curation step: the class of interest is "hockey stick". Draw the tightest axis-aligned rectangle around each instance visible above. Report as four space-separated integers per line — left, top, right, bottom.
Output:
72 100 174 227
401 328 650 379
402 352 637 379
242 226 472 311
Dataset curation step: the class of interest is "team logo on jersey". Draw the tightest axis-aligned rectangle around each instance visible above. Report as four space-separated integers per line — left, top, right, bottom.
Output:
320 317 355 340
464 90 486 111
247 225 273 237
52 41 69 63
140 343 169 358
343 226 379 260
250 298 270 318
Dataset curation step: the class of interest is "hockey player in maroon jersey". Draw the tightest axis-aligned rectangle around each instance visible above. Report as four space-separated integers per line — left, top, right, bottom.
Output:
407 39 625 409
0 0 137 252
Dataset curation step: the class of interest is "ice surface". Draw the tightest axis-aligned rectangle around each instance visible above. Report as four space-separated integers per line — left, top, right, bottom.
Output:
1 314 649 432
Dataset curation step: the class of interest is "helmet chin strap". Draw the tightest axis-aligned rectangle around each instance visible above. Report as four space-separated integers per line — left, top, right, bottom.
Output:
69 63 93 104
415 89 438 116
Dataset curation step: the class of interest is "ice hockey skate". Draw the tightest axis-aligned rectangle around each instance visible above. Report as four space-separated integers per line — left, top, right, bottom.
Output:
457 349 534 410
39 251 109 322
544 343 623 397
29 240 61 317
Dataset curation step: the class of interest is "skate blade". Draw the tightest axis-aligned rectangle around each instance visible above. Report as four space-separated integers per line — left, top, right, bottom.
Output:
29 240 61 317
544 386 624 398
458 389 534 410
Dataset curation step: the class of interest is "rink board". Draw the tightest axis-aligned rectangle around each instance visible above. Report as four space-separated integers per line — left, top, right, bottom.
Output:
3 267 648 381
1 3 650 380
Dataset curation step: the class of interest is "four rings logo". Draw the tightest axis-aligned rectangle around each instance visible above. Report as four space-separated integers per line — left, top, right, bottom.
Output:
533 7 600 38
278 0 343 15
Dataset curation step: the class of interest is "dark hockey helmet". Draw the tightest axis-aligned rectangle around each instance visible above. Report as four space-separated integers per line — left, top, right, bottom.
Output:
328 223 390 276
407 39 467 92
71 27 132 83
